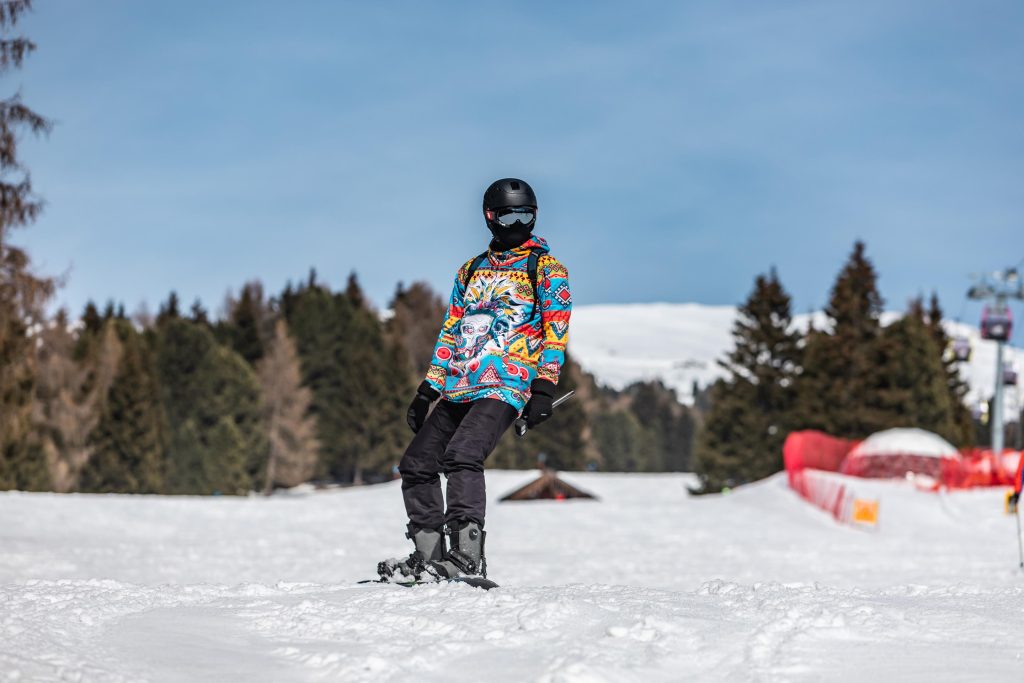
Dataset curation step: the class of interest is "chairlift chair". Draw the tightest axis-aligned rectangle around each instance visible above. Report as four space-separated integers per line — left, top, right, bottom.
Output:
1004 363 1019 387
980 306 1013 342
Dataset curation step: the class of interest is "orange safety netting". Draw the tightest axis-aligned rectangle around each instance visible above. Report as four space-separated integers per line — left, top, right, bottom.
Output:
943 449 1021 489
784 430 1021 491
782 430 1023 521
843 453 948 481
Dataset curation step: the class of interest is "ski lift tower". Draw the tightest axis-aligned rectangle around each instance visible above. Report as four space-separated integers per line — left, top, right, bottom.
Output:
968 266 1024 459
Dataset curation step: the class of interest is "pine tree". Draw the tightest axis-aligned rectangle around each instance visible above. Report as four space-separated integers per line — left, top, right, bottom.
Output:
874 299 958 441
695 268 802 491
626 381 695 472
218 282 267 366
537 353 589 470
157 317 266 494
795 242 890 438
81 301 102 335
165 418 205 494
284 283 348 479
285 276 411 483
257 319 319 493
204 416 252 496
693 379 752 487
0 0 53 490
926 293 973 446
386 281 446 381
79 320 166 493
340 275 410 483
189 299 209 326
207 344 268 492
157 291 181 323
592 409 652 471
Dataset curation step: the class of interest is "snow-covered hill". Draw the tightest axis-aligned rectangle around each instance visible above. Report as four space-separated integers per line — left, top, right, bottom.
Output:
570 303 1024 415
3 473 1024 681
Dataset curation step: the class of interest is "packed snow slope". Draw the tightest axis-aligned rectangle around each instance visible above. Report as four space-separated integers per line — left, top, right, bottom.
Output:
3 472 1024 682
570 303 1024 411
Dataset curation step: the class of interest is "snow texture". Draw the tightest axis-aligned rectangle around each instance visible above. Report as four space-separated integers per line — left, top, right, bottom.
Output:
570 303 1024 417
3 471 1024 681
850 428 960 459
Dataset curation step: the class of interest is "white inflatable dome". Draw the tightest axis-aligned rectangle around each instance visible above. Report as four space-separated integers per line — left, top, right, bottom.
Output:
849 428 960 460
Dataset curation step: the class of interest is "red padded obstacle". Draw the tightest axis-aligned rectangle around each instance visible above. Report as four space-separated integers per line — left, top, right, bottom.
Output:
783 429 1021 497
783 431 859 522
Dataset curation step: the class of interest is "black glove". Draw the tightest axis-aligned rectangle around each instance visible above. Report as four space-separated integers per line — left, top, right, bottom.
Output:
523 379 557 429
407 381 440 433
1010 491 1020 510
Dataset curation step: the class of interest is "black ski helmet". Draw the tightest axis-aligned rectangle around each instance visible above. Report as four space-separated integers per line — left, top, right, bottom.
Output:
483 178 537 213
483 178 538 249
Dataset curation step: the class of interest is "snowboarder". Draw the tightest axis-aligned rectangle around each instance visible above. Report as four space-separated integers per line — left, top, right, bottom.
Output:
378 178 572 584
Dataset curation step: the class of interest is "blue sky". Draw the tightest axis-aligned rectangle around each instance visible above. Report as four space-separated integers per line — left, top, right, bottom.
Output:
11 0 1024 323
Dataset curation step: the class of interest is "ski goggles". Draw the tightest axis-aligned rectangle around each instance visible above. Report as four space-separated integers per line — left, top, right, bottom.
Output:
487 206 536 227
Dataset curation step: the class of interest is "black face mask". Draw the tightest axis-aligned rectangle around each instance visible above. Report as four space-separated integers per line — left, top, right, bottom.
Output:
488 222 533 249
485 207 536 250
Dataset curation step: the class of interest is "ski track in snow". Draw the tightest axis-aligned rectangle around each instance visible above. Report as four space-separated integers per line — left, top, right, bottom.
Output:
3 472 1024 682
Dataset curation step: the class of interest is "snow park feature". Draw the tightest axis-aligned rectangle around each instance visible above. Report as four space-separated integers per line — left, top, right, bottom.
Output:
4 470 1024 681
842 428 962 484
784 428 1024 526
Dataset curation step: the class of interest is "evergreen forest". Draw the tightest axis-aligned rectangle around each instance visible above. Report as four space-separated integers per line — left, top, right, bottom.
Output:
2 273 698 493
3 238 1004 495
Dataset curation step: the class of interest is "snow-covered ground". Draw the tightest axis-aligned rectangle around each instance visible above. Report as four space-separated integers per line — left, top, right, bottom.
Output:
570 303 1024 416
3 471 1023 681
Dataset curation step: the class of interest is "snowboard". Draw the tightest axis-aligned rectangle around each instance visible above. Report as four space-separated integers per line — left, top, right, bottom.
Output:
358 576 499 590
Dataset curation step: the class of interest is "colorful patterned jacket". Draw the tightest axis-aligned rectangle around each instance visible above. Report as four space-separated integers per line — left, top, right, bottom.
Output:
425 235 571 412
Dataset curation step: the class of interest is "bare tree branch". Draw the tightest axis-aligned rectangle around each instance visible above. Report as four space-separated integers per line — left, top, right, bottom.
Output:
0 1 33 30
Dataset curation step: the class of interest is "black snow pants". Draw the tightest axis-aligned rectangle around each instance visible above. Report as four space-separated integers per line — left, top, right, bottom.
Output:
399 398 518 530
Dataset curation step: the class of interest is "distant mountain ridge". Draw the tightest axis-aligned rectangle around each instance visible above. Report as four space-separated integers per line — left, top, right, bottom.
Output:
569 303 1024 418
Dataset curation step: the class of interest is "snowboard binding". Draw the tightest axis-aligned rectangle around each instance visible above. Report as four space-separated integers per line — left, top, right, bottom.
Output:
377 524 445 582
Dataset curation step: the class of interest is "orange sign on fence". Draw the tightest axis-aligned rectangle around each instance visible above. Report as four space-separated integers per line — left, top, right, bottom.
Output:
851 499 879 526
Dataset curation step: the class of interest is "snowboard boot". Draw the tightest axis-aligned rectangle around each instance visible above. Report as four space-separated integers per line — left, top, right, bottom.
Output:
377 524 445 582
425 520 487 581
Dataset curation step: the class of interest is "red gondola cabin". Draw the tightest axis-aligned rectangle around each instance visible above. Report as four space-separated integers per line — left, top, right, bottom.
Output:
981 306 1012 342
